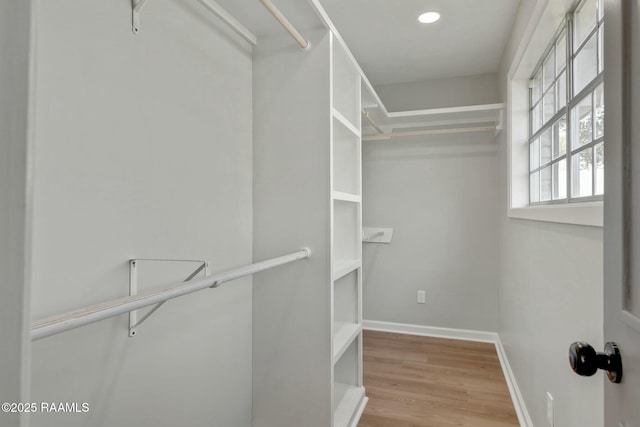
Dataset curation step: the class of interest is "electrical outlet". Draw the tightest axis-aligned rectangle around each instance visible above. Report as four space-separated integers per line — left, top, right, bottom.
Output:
546 392 554 426
417 290 426 304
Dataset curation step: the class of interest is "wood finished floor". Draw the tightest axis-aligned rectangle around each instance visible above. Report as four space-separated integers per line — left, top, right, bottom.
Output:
358 331 519 427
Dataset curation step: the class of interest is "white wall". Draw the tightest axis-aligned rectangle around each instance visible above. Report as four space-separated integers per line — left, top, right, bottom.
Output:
375 73 499 111
363 74 500 332
497 1 604 426
252 30 332 427
28 1 253 426
0 1 33 426
362 135 499 331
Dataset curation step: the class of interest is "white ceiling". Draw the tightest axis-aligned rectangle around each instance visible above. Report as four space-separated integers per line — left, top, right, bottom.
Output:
211 0 520 87
318 0 520 86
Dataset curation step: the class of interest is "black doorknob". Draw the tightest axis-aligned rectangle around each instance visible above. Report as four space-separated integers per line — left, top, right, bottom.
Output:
569 341 622 383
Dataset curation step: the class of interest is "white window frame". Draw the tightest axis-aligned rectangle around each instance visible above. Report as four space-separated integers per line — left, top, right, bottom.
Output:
506 0 603 227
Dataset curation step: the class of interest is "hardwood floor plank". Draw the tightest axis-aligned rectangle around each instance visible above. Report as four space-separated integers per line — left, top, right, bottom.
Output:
358 330 519 427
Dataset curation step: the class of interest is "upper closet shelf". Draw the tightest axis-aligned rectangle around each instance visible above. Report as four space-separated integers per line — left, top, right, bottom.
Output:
305 0 505 143
361 100 505 142
132 0 256 44
131 0 310 49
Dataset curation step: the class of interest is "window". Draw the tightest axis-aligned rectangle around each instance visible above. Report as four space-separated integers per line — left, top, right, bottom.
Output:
529 0 604 205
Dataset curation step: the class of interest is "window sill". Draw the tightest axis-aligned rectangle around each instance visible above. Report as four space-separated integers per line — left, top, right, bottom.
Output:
508 202 603 227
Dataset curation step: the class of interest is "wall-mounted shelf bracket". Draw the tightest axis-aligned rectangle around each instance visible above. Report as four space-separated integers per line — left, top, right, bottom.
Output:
128 258 209 336
130 0 258 45
132 0 150 34
362 227 393 243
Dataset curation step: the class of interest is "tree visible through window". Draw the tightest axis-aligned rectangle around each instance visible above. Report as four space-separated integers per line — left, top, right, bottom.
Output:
529 0 604 204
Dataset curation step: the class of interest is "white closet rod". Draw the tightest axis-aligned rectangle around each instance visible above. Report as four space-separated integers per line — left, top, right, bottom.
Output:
31 248 311 341
363 231 384 241
259 0 309 49
132 0 257 45
363 125 496 141
362 109 384 134
195 0 258 45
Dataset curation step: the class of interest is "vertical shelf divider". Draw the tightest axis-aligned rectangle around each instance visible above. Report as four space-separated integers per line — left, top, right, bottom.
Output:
330 32 367 427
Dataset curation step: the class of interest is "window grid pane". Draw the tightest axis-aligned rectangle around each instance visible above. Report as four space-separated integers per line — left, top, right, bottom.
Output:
553 159 568 200
532 102 543 134
573 94 593 150
595 142 604 195
557 72 567 110
595 83 604 138
574 0 598 49
530 171 540 203
529 5 604 205
553 116 567 159
540 128 552 166
572 147 594 197
598 24 604 73
543 50 556 91
532 69 543 105
543 89 556 123
541 166 552 201
557 32 567 73
574 32 598 94
530 138 540 171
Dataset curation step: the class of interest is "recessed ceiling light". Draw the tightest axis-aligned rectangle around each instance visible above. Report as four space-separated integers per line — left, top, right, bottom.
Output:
418 12 441 24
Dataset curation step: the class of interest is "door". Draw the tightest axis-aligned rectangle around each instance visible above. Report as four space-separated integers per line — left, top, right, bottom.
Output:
603 0 640 425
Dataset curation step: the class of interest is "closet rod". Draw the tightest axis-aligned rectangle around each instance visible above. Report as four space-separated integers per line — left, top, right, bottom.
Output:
363 231 384 241
363 125 496 141
362 109 384 134
259 0 309 49
132 0 257 45
196 0 257 45
31 248 311 341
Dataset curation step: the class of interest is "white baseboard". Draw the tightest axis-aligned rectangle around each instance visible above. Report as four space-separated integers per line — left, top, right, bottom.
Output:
362 320 533 427
347 396 368 427
494 336 534 427
363 319 497 343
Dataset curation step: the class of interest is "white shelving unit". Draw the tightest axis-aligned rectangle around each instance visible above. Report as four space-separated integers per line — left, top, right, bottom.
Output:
333 339 365 427
253 29 366 427
360 82 504 141
333 270 361 362
330 34 366 427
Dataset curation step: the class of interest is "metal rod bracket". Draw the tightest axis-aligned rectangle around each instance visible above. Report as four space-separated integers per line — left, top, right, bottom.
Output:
129 258 209 336
31 249 309 341
132 0 150 34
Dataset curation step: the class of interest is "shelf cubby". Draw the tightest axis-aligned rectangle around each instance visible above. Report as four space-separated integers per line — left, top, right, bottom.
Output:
333 200 359 262
332 39 361 129
332 115 361 196
333 337 365 427
333 270 360 362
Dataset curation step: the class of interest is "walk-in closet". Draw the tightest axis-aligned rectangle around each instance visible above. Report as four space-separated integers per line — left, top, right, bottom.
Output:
2 0 629 426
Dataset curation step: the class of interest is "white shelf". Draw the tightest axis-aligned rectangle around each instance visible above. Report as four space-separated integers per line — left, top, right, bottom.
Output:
333 383 366 427
332 259 360 281
332 191 360 203
333 322 362 363
361 93 504 141
386 103 505 122
332 108 360 137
